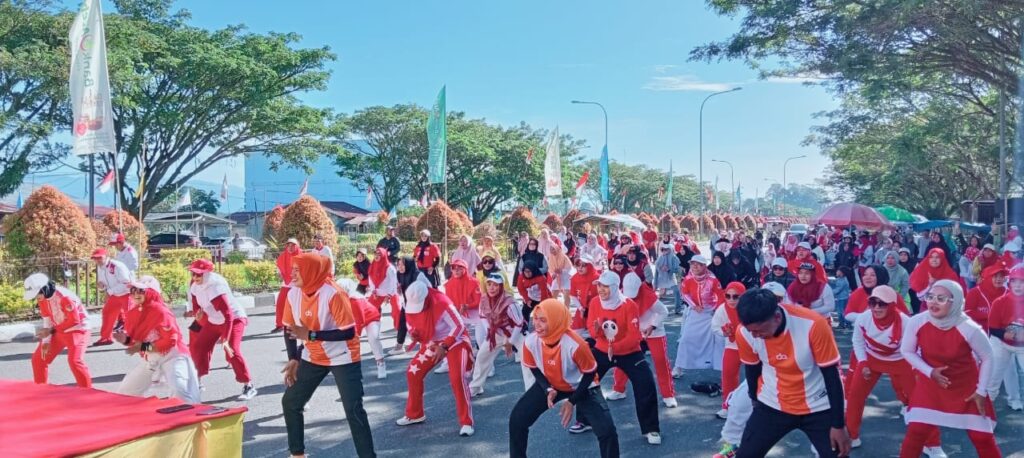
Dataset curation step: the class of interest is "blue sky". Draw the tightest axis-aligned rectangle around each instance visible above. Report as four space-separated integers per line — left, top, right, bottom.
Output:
18 0 835 211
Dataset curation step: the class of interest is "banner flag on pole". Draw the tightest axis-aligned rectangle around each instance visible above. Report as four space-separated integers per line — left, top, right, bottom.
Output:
175 189 192 210
16 191 23 210
98 170 114 193
544 127 562 197
575 171 589 196
665 160 674 209
220 174 228 201
134 170 144 199
599 144 609 203
365 185 374 208
69 0 116 156
298 178 309 197
427 85 447 184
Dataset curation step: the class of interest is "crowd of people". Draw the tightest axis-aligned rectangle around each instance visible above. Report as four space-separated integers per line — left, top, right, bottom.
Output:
20 221 1024 457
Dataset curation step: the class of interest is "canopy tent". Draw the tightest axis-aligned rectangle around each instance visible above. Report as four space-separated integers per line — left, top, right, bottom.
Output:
573 213 647 231
812 202 895 231
912 219 991 233
875 205 916 223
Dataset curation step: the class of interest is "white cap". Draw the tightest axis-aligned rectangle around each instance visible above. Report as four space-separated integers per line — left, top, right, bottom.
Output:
762 282 787 299
594 270 621 287
797 242 812 250
689 255 710 266
405 281 428 314
983 243 996 251
128 275 162 294
622 272 642 299
286 238 300 246
869 285 898 304
23 273 49 301
420 229 431 237
771 258 788 269
336 278 361 297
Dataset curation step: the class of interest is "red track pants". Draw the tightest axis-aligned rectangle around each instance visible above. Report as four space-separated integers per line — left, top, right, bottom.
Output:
720 347 741 409
31 331 91 388
369 294 400 326
189 318 252 383
612 336 675 398
846 357 930 442
275 286 290 328
99 294 130 341
900 423 1000 458
404 341 474 426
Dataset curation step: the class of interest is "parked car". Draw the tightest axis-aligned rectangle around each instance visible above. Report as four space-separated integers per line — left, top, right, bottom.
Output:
222 236 268 260
147 232 209 258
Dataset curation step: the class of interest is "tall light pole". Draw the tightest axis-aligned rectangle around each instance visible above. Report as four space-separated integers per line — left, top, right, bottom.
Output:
764 178 779 214
711 159 734 212
699 87 741 233
571 100 608 206
782 155 807 215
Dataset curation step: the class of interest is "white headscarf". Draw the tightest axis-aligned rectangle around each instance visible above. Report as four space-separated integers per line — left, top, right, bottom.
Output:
927 279 968 331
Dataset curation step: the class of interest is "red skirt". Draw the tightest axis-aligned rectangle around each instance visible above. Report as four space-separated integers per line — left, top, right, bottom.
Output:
905 371 997 433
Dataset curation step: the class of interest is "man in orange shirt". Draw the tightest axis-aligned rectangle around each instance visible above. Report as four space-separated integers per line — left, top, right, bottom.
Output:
734 288 851 458
510 298 619 458
280 253 376 458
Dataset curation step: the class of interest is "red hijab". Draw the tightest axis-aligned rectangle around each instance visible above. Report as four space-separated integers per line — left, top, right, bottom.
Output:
294 253 332 296
871 301 902 346
978 263 1008 301
909 248 960 292
368 247 390 286
723 281 746 328
787 266 824 308
276 243 299 283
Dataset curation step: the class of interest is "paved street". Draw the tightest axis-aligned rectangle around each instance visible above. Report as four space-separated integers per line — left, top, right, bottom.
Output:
1 297 1022 457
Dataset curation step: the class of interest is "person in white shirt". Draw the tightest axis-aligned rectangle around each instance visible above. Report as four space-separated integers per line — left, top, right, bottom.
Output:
109 232 139 272
580 233 608 271
91 248 134 346
368 247 400 327
312 234 335 276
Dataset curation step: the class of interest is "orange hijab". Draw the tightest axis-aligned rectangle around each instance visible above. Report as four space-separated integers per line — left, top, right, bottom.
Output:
294 252 332 296
535 298 582 346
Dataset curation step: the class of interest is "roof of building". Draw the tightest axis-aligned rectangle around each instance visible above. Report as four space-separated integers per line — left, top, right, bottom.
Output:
145 211 235 225
320 201 372 219
226 211 265 224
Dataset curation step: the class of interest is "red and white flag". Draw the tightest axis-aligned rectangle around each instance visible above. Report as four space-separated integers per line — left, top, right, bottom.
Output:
575 171 589 196
365 185 374 207
97 170 114 193
298 178 309 197
220 174 228 201
526 147 534 164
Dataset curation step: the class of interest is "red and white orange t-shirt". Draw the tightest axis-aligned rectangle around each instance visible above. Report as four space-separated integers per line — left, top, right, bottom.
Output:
522 332 597 392
285 283 360 366
737 303 841 415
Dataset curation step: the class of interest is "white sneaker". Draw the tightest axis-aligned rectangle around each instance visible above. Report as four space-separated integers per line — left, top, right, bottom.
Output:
396 416 426 426
900 405 908 417
388 346 405 356
606 391 627 401
923 446 948 458
459 425 475 437
471 388 484 397
671 368 684 379
1009 399 1023 411
646 432 662 445
434 360 449 374
715 408 728 419
851 438 862 448
238 384 257 400
662 397 678 408
488 366 496 378
377 361 387 379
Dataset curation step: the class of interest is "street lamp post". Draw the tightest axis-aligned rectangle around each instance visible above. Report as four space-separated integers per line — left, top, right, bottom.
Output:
699 87 742 234
571 100 608 206
782 155 807 215
711 159 734 212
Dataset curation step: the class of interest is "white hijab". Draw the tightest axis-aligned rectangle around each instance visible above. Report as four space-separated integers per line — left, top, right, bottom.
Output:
927 279 968 331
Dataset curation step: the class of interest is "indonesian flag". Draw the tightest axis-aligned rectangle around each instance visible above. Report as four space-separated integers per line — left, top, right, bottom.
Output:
98 170 114 193
365 185 374 207
220 174 228 201
298 178 309 197
526 147 534 164
575 171 589 196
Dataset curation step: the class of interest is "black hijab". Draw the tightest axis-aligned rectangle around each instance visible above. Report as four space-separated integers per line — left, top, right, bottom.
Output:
861 264 890 295
708 250 735 288
520 238 544 271
396 256 419 295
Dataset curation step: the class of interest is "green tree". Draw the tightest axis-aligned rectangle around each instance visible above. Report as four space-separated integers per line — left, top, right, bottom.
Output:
151 186 221 214
0 0 67 196
581 160 701 214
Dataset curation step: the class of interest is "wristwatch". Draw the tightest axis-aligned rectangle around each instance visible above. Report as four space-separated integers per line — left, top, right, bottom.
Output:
309 331 318 342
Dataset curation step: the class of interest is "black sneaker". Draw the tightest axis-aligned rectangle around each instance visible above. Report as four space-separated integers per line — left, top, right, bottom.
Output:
238 384 258 400
568 422 592 434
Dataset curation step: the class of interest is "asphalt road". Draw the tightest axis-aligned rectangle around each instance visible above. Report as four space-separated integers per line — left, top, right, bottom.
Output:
1 297 1022 457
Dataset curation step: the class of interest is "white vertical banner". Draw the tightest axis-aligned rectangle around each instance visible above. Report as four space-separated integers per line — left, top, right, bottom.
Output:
69 0 117 155
544 127 562 197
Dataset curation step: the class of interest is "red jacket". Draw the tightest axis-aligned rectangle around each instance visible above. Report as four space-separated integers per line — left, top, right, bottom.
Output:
445 273 482 313
413 243 441 270
350 296 381 333
588 296 642 355
517 274 552 306
642 230 658 249
126 299 188 354
38 291 87 333
964 285 1003 331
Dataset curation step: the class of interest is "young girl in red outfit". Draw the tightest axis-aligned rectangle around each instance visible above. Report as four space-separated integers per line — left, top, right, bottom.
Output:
569 257 600 332
517 262 551 333
964 264 1006 332
711 281 745 418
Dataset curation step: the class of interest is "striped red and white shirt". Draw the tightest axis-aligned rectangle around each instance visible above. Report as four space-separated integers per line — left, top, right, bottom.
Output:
852 311 910 362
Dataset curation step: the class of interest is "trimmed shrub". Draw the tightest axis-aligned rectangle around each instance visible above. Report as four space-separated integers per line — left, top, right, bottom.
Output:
499 206 539 238
279 196 339 254
91 219 112 249
679 215 698 232
226 251 248 264
541 213 562 231
244 261 279 287
562 209 583 233
659 214 681 234
396 216 419 241
101 210 147 251
159 248 213 266
700 215 714 234
1 186 96 261
415 200 471 247
712 214 727 231
0 282 33 317
473 222 498 241
262 205 286 243
638 212 658 229
217 264 250 289
140 263 190 298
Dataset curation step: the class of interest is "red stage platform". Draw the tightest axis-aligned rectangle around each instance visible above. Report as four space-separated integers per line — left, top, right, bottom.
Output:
0 379 246 458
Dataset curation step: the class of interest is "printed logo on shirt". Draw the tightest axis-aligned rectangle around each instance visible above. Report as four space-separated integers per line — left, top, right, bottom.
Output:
305 310 313 317
774 353 789 361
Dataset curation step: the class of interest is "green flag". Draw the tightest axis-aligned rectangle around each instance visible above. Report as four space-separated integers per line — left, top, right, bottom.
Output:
665 160 673 208
427 85 447 184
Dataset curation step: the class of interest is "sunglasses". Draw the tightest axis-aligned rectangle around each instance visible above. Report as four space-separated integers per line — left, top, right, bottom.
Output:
613 262 624 266
867 298 890 308
772 266 785 271
924 293 952 305
191 272 203 278
482 260 494 264
130 287 146 295
725 294 741 300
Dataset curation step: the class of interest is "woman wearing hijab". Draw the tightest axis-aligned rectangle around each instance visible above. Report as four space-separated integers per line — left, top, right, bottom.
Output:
959 235 982 287
898 280 1000 458
116 276 200 404
337 278 387 379
965 264 1007 332
517 262 552 333
610 273 676 408
985 265 1024 412
708 251 735 289
414 229 442 287
518 238 548 277
397 279 475 437
924 232 957 268
883 251 911 300
626 245 654 285
711 281 746 419
273 239 301 333
389 257 420 356
727 251 758 289
186 259 256 400
476 250 510 296
445 259 485 348
835 237 857 272
673 255 726 377
971 243 999 282
653 244 681 296
782 234 799 260
570 257 600 332
353 249 371 294
581 232 609 270
548 242 574 306
470 273 527 396
909 248 965 302
368 247 399 327
477 236 504 269
609 255 630 283
510 298 619 458
846 286 941 454
452 234 482 276
786 262 835 317
281 253 376 458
